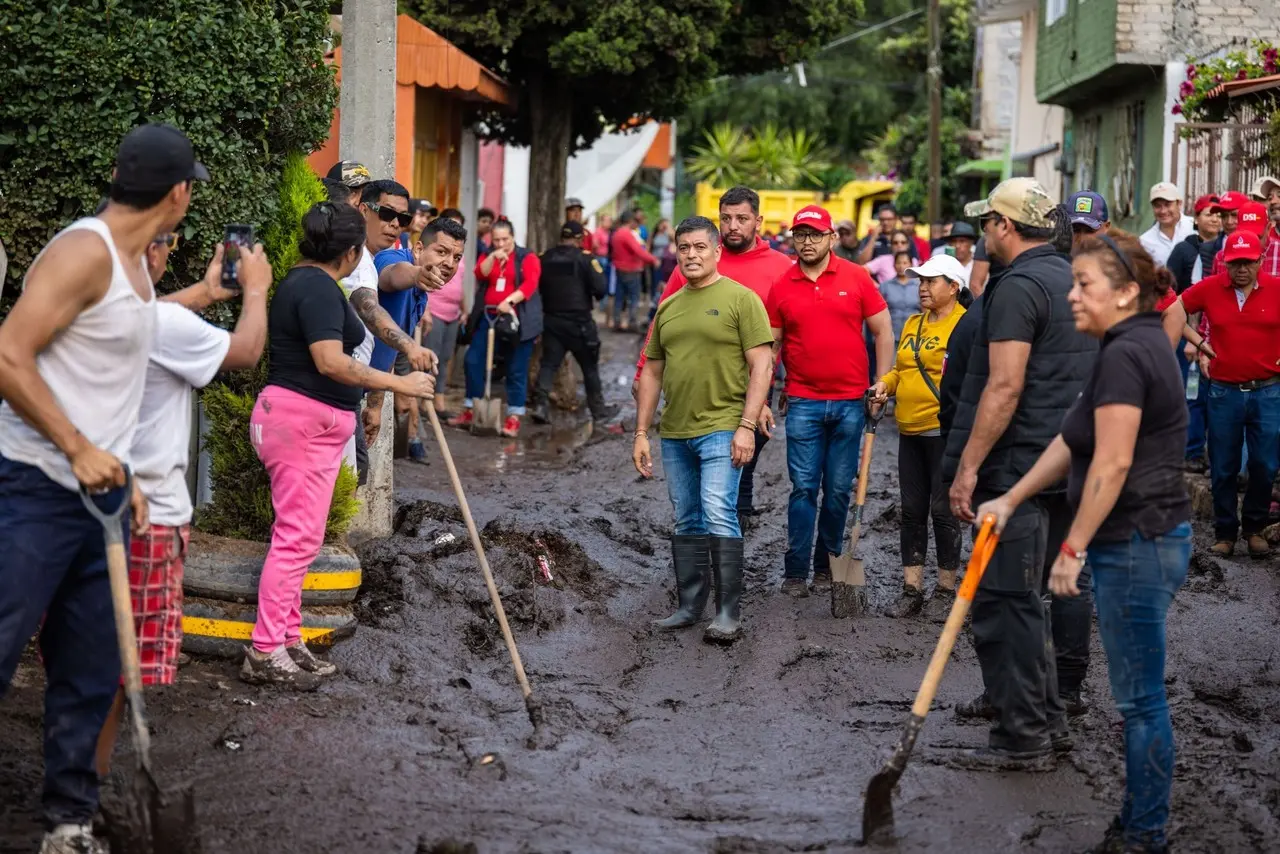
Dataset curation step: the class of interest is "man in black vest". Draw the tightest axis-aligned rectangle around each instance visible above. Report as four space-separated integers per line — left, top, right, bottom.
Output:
942 178 1098 771
530 221 619 426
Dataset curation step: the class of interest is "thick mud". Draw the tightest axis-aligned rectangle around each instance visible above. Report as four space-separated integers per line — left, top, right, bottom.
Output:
3 328 1279 853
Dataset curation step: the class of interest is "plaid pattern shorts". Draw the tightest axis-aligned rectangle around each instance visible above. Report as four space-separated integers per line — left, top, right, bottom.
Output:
127 524 189 685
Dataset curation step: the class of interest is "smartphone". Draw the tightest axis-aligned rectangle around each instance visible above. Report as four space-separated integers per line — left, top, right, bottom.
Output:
221 224 255 291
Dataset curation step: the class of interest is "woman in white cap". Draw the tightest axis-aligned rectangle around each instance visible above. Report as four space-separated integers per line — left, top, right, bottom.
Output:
870 253 969 619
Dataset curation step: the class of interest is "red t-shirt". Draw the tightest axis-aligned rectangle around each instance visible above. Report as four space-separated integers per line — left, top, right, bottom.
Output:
635 237 793 379
766 255 888 399
1179 272 1280 383
477 251 541 307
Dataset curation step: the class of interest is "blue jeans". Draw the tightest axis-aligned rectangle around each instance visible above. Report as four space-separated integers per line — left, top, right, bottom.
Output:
661 431 742 538
1090 522 1191 849
784 398 865 579
1205 381 1280 540
0 456 130 827
464 311 535 415
1176 348 1207 460
614 271 642 327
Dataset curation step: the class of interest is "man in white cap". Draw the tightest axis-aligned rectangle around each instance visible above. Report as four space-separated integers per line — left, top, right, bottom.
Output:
1140 182 1195 266
1253 175 1280 277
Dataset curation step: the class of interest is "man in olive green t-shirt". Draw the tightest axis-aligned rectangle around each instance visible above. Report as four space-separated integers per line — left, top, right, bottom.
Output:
633 216 773 644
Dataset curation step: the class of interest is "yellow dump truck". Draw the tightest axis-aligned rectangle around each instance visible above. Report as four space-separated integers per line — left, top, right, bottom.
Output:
695 180 898 235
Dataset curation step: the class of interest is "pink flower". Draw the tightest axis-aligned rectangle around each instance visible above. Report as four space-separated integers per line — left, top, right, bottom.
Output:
1180 80 1195 97
1237 68 1249 79
1263 48 1278 61
1215 73 1224 83
1172 103 1183 115
1187 64 1197 79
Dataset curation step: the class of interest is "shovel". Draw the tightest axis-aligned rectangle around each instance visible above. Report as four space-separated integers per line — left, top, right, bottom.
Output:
423 406 545 738
829 391 885 618
861 514 999 844
80 473 198 854
472 315 503 436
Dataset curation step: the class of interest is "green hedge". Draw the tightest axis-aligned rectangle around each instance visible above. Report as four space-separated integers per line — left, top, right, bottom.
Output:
0 0 336 301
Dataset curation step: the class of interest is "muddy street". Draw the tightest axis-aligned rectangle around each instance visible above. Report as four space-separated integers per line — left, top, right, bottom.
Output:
3 328 1279 854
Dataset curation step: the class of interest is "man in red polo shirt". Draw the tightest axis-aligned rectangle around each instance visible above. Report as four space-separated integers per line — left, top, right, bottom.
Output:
1162 231 1280 558
767 204 894 596
635 186 793 522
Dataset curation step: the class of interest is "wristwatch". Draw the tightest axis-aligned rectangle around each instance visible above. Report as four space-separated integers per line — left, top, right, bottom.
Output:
1059 542 1087 562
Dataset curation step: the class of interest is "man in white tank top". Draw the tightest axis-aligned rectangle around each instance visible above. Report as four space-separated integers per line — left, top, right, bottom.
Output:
0 123 208 854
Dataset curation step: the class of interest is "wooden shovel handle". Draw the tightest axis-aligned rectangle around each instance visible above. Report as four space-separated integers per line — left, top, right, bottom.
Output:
909 514 997 719
483 327 496 400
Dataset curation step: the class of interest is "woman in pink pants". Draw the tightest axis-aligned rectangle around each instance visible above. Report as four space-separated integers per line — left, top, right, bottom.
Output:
242 202 435 690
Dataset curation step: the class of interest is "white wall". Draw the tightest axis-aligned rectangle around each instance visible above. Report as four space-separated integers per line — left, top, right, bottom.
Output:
1014 9 1065 198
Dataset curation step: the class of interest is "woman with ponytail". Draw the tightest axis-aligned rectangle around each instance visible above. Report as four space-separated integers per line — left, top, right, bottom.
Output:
242 202 435 690
979 230 1190 854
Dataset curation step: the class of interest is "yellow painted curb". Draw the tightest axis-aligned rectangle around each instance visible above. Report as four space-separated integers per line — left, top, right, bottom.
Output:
301 570 363 591
182 616 338 643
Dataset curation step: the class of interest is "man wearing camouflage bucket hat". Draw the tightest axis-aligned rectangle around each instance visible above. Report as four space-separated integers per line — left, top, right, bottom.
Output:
941 178 1099 770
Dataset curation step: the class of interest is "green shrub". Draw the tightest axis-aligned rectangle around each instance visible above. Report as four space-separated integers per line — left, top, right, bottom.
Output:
326 463 361 542
0 0 336 302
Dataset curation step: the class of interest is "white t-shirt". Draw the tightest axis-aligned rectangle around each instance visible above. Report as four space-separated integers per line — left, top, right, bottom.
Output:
1139 215 1195 268
338 246 377 365
132 302 230 527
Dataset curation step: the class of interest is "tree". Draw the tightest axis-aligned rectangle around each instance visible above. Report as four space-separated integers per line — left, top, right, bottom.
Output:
404 0 863 250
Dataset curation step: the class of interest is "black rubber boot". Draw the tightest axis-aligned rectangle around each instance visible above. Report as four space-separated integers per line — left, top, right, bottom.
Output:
587 394 620 423
529 391 553 426
703 537 744 644
654 535 711 629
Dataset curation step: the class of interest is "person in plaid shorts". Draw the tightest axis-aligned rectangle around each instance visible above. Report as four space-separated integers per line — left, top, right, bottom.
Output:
93 225 273 778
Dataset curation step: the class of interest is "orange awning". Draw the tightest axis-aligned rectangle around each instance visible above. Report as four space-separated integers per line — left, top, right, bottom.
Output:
1203 73 1280 102
331 14 513 107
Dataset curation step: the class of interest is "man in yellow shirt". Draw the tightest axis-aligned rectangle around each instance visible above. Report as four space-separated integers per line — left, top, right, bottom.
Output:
870 253 968 620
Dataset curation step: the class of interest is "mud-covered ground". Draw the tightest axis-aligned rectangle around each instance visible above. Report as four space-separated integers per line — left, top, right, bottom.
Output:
3 327 1279 853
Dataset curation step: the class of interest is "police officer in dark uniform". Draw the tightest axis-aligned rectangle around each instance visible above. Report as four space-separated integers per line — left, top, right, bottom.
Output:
530 221 619 425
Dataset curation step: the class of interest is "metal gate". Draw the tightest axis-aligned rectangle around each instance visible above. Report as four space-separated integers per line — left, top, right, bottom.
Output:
1170 119 1273 199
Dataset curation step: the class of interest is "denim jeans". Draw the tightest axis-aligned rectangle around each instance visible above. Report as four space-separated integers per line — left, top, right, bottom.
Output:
1176 347 1207 460
784 398 865 579
1205 381 1280 540
614 271 643 327
661 431 742 537
1090 522 1191 849
0 456 130 827
463 311 535 415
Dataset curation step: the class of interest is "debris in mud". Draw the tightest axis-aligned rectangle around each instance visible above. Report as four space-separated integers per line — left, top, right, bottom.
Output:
416 838 479 854
780 644 834 669
1232 731 1255 753
868 503 900 533
467 752 507 781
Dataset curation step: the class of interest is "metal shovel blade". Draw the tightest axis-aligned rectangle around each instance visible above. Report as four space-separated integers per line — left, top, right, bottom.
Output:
103 769 199 854
829 553 868 618
471 398 503 436
861 713 924 843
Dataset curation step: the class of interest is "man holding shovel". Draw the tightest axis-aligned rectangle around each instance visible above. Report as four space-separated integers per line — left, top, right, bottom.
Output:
0 123 204 854
633 216 774 643
766 205 895 597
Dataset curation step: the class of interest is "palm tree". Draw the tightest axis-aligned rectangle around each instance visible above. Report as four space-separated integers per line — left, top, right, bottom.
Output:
747 124 796 188
781 128 835 189
686 123 751 187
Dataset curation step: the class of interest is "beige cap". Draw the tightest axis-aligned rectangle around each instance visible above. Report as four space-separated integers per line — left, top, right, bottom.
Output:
1149 182 1183 202
1252 175 1280 200
963 178 1056 229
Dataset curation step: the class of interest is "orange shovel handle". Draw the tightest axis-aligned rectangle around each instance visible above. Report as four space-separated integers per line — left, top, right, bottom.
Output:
957 515 999 601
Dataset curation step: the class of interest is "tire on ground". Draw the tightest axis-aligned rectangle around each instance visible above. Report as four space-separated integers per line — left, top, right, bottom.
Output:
184 533 362 605
181 596 357 659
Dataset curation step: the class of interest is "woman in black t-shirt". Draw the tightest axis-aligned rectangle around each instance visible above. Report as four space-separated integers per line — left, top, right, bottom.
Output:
978 230 1190 854
243 202 435 691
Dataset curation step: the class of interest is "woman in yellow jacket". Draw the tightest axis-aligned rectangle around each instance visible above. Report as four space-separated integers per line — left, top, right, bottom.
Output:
870 254 969 620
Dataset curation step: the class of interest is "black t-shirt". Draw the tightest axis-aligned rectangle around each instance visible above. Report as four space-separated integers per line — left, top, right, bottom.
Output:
974 237 1007 280
266 265 368 411
1059 313 1191 542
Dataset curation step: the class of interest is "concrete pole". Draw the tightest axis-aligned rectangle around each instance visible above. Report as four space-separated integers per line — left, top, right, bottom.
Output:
459 129 480 314
341 0 397 539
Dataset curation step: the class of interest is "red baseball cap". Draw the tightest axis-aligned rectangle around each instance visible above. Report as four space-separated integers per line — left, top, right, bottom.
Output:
1237 201 1268 236
791 205 834 233
1223 230 1263 263
1194 194 1221 214
1212 191 1249 212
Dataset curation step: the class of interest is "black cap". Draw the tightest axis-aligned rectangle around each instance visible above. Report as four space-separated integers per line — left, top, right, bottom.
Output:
114 124 209 192
565 197 585 210
411 198 438 215
326 160 372 189
948 221 977 240
560 220 585 239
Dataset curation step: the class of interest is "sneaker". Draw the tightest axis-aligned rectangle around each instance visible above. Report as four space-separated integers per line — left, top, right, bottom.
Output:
810 571 833 594
923 587 956 622
240 646 322 691
407 440 427 463
780 578 809 598
1210 540 1234 557
1062 689 1088 717
955 692 997 721
448 409 475 429
948 744 1056 772
286 640 337 676
40 824 106 854
1246 534 1271 559
590 402 621 423
500 415 521 437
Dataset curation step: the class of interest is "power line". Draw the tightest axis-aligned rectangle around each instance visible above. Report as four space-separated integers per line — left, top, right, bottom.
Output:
818 9 925 53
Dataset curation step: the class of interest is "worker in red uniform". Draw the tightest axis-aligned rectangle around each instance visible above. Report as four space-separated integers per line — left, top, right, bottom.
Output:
635 186 794 524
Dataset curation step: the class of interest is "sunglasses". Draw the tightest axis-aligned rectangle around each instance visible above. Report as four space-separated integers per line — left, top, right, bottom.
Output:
366 202 413 228
152 233 178 251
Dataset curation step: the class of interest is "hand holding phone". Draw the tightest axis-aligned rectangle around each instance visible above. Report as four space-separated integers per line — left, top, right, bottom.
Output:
221 224 255 291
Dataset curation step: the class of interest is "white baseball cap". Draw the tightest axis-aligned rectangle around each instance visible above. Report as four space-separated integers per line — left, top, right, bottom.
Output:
1149 182 1183 202
1252 175 1280 199
909 254 970 289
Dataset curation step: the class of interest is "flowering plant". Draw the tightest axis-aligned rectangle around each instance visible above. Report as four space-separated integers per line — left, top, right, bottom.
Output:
1175 40 1279 121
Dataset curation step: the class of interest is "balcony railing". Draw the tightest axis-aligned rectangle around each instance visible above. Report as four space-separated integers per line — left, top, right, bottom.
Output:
1170 121 1274 200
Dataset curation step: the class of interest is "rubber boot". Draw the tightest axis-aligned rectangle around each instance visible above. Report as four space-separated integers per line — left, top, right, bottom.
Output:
588 394 620 423
654 535 711 629
703 537 744 644
530 391 552 426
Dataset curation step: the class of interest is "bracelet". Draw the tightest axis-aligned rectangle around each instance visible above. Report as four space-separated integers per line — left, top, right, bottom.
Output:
634 429 648 438
1059 542 1087 562
739 419 757 430
1195 340 1207 354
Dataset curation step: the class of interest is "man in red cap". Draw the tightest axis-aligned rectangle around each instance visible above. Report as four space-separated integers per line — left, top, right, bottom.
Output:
767 204 894 596
1163 230 1280 558
1209 200 1268 277
1255 175 1280 277
634 186 793 523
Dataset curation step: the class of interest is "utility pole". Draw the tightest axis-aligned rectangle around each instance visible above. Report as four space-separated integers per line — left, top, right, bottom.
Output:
926 0 942 227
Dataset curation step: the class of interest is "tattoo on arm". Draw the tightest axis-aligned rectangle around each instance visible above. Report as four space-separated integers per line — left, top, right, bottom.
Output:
350 288 414 353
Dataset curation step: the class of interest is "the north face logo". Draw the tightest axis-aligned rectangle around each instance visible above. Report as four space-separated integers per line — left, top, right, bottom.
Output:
796 211 821 221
